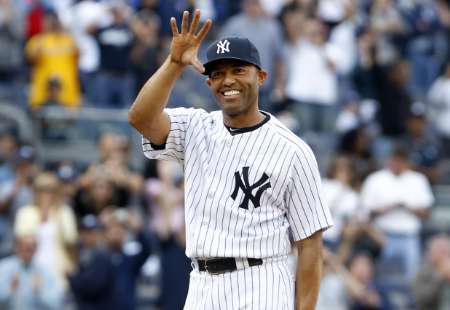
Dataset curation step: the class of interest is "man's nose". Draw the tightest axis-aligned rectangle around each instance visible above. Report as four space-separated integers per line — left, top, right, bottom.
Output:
223 72 236 85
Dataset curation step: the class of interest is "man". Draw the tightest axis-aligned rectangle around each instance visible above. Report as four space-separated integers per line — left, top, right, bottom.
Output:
413 234 450 310
67 214 115 310
360 145 434 280
102 209 152 310
128 10 332 309
0 234 64 309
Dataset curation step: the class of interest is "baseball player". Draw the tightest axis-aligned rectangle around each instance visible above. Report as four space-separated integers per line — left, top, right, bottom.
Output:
129 10 333 310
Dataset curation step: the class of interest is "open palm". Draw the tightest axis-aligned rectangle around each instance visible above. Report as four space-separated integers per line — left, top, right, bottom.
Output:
170 10 212 73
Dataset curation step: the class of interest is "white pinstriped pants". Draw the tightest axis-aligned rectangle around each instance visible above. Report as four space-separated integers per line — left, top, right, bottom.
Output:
184 256 295 310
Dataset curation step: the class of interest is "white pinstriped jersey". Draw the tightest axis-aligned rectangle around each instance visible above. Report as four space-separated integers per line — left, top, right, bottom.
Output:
143 108 333 258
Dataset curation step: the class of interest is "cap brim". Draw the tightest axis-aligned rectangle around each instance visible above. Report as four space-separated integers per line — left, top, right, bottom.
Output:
203 57 261 75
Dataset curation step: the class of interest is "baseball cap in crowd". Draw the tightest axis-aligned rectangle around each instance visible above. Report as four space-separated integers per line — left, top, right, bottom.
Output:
203 37 262 75
409 101 426 118
57 163 78 182
80 214 102 230
13 145 35 165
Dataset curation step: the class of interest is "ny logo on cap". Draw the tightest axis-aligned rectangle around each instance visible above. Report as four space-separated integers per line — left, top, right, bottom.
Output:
231 166 271 209
216 40 230 54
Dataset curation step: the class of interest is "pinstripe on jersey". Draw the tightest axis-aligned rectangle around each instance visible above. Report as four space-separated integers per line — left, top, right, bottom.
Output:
142 107 333 259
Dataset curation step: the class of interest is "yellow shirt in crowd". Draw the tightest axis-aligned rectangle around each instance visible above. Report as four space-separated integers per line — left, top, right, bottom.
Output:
26 32 80 108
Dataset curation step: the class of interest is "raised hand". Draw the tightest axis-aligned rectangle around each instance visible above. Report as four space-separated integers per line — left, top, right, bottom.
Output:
169 9 212 73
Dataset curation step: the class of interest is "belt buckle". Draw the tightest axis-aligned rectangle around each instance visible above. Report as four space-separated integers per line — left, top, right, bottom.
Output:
204 258 221 275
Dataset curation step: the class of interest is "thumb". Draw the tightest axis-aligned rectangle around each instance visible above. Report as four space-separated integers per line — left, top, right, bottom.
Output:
192 58 205 74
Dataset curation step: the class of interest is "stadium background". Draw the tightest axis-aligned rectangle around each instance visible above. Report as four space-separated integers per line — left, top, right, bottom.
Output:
1 0 450 309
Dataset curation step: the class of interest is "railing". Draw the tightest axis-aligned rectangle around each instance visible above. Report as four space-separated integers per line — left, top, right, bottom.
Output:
0 102 34 142
33 105 144 169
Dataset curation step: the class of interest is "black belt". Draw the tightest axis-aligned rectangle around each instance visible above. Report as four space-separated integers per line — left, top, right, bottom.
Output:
196 257 263 275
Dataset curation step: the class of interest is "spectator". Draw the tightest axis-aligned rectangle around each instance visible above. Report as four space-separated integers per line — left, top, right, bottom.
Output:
369 0 406 66
130 11 162 96
413 234 450 310
337 218 384 264
401 0 446 100
360 145 434 280
69 0 112 105
283 16 339 134
402 102 445 184
0 234 64 309
76 132 143 211
377 60 414 138
14 172 78 287
145 160 190 310
67 214 115 310
102 208 152 310
428 61 450 157
219 0 285 111
25 0 45 40
321 155 360 250
346 252 391 310
89 2 135 108
355 26 413 139
337 126 378 188
55 161 79 206
328 0 360 77
25 9 80 109
0 128 20 183
0 0 25 105
317 249 390 310
316 248 349 310
74 168 129 219
0 146 36 258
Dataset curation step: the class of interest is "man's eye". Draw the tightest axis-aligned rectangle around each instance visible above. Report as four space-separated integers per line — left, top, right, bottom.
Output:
234 68 245 74
211 72 222 78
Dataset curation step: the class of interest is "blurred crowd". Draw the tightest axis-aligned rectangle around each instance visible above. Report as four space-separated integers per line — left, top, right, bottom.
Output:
1 0 450 309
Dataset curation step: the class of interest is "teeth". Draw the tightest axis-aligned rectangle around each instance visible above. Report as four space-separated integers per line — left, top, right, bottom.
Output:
223 90 240 96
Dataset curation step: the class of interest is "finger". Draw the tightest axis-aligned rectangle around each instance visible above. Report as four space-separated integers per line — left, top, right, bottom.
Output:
170 17 179 36
189 9 200 35
192 58 205 74
195 18 212 42
181 11 189 34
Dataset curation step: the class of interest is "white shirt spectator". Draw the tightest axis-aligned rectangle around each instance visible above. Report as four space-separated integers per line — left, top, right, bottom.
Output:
360 169 434 235
427 75 450 138
259 0 289 16
328 19 358 75
322 179 359 243
318 0 346 23
69 0 112 73
284 39 338 105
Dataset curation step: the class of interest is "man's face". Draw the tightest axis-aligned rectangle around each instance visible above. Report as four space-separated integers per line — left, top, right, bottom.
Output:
16 235 37 264
206 60 267 118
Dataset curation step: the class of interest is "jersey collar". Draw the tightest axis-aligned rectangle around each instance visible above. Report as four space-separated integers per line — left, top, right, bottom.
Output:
224 111 270 136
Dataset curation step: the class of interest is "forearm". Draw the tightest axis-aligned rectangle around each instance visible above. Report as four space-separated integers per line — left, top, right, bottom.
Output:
295 234 323 310
128 57 185 143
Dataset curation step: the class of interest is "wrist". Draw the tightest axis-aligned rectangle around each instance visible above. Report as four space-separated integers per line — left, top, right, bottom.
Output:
167 55 187 70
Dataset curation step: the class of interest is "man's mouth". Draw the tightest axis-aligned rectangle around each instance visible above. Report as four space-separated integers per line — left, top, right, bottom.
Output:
221 90 241 97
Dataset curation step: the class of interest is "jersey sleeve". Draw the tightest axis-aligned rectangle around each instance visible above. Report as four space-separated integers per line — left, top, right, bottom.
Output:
285 145 333 241
142 107 193 163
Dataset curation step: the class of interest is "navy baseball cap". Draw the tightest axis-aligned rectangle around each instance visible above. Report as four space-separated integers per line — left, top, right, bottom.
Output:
203 37 262 75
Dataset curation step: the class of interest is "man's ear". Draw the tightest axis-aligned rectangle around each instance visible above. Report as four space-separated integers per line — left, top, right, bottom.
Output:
257 70 268 86
206 78 212 87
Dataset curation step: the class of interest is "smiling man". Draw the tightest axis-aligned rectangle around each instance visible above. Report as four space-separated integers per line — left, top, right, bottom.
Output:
128 10 332 310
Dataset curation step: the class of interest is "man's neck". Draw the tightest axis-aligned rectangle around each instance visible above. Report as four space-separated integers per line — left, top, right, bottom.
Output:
223 110 266 129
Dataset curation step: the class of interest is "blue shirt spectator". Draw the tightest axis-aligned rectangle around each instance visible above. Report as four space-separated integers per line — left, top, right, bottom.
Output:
0 234 64 310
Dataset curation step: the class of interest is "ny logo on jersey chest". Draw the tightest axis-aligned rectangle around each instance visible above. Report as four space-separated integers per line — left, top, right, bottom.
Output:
231 166 271 209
